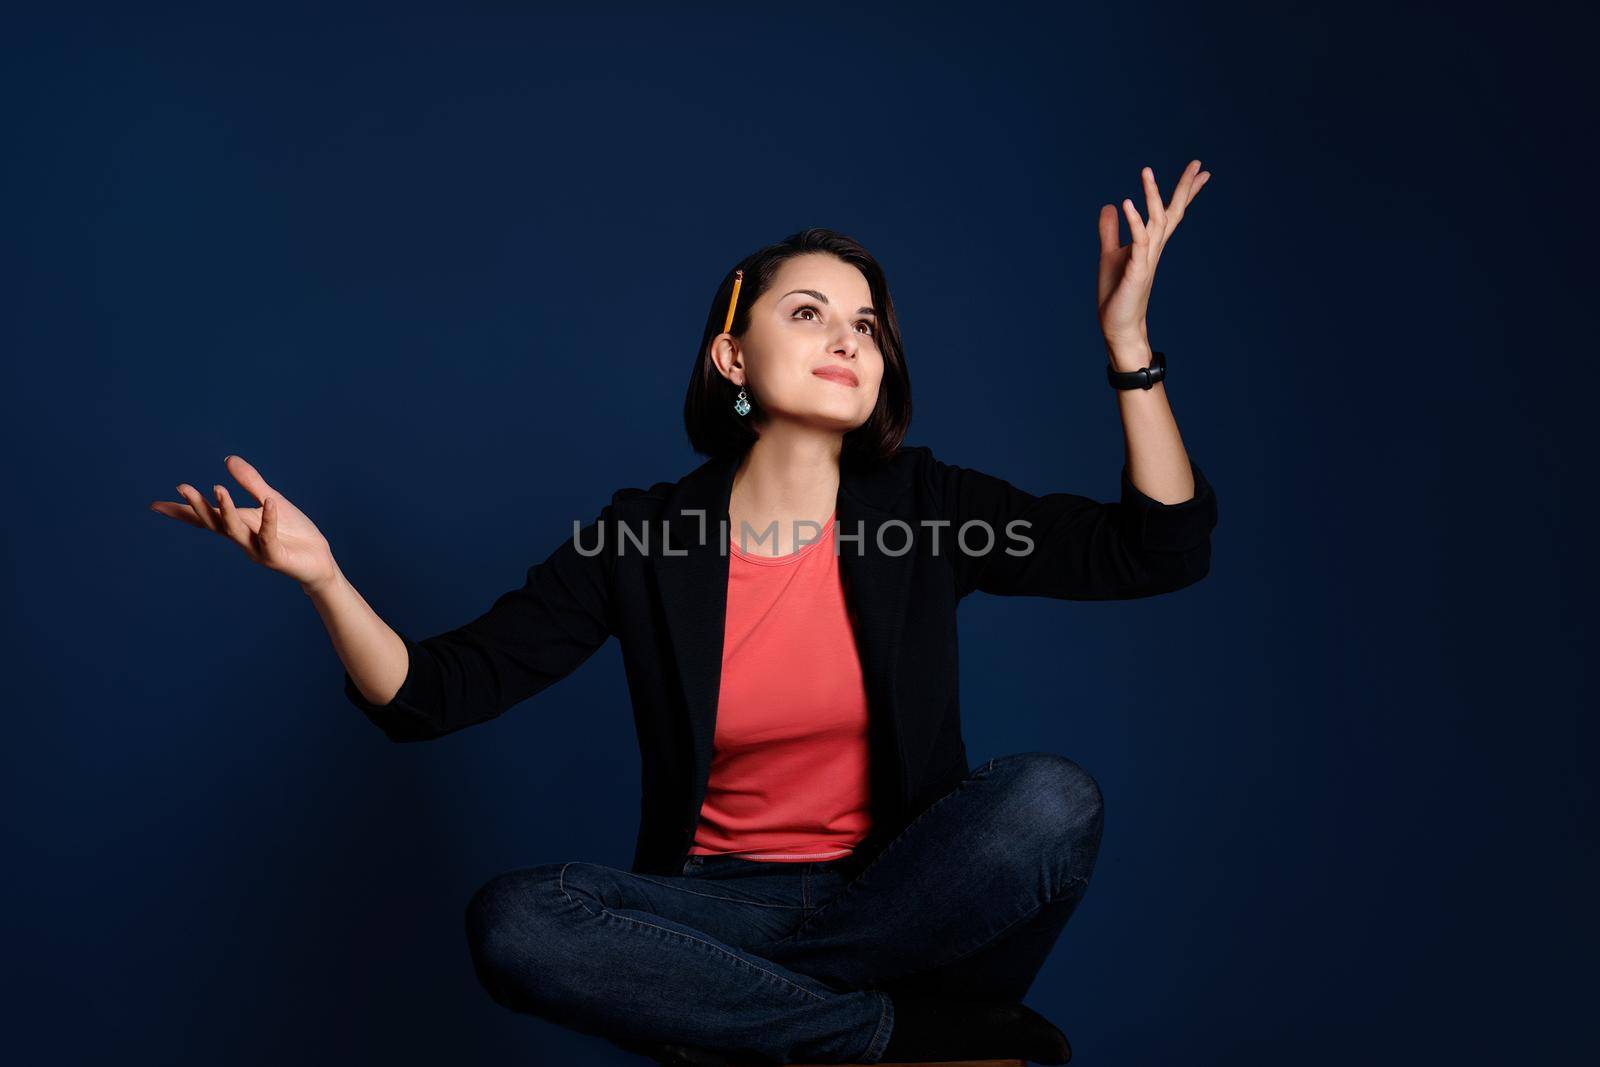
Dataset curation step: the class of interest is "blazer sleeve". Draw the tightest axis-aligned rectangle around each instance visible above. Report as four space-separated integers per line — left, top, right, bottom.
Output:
925 448 1219 601
342 499 620 743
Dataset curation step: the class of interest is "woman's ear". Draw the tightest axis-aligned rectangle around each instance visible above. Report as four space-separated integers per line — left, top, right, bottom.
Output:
710 334 744 386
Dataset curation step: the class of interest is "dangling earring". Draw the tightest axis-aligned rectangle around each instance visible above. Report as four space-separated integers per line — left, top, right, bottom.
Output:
734 386 751 416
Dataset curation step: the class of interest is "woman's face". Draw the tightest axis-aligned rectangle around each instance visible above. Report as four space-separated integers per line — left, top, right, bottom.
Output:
719 253 885 435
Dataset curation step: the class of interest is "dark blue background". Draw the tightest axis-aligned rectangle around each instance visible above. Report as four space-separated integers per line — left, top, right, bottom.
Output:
5 5 1589 1064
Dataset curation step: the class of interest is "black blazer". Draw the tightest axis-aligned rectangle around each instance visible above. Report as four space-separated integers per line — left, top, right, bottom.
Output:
343 444 1219 876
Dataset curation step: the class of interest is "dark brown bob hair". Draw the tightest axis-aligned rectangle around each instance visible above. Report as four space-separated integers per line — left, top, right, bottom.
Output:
683 227 912 467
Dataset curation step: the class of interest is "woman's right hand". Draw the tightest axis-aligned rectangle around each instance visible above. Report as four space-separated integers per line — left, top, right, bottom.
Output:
150 454 339 594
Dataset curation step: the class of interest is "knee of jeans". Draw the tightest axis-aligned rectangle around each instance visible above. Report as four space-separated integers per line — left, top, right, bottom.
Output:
463 864 565 983
1002 752 1105 863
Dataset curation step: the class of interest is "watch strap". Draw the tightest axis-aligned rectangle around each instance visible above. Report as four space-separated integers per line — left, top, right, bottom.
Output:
1106 349 1167 390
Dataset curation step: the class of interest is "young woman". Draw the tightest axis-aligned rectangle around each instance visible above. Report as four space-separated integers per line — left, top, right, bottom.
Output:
152 161 1216 1066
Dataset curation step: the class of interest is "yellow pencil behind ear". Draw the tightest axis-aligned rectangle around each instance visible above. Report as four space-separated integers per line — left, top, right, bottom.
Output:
722 270 744 334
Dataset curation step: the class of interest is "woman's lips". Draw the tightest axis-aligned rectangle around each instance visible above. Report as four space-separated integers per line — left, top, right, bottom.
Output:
813 367 859 387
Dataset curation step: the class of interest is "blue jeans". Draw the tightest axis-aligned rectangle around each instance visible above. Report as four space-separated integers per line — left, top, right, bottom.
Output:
463 751 1105 1064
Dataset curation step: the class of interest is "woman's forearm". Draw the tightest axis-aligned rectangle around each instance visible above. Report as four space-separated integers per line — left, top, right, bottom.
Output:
303 566 409 706
1105 335 1197 504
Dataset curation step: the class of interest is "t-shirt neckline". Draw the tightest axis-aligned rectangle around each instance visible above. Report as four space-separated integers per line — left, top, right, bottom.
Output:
728 509 837 566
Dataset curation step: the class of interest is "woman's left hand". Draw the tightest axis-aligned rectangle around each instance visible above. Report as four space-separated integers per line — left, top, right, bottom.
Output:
1097 159 1211 354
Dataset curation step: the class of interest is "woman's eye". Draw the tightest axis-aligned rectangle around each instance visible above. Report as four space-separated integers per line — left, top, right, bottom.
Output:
794 304 876 338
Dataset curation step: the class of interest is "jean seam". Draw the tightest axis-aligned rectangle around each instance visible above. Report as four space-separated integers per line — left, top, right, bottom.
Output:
628 871 806 909
560 861 827 1004
559 861 579 908
863 989 893 1063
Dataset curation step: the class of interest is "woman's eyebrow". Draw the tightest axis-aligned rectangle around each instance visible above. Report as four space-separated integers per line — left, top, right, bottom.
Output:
780 288 877 317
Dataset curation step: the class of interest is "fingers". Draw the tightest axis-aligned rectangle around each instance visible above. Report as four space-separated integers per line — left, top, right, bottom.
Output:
1120 197 1148 257
174 483 222 534
223 454 274 507
1140 166 1167 236
1168 159 1201 216
214 485 256 556
1103 160 1212 257
260 495 279 553
156 461 274 550
149 499 207 529
1098 203 1121 256
1164 159 1208 230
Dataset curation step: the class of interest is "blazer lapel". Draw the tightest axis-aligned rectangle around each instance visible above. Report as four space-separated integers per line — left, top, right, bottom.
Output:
835 456 919 808
652 448 920 821
653 451 740 812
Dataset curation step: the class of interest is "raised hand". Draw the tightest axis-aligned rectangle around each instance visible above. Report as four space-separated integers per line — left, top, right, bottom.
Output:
150 454 339 592
1097 159 1211 350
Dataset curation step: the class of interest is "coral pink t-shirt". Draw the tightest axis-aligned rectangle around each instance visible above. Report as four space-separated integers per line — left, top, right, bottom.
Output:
688 508 873 862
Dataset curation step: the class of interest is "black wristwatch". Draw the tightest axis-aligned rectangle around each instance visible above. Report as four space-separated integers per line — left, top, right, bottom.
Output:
1106 349 1166 390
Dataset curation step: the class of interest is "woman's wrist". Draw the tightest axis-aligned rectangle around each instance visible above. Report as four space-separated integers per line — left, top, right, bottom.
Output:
301 562 346 601
1104 333 1154 373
